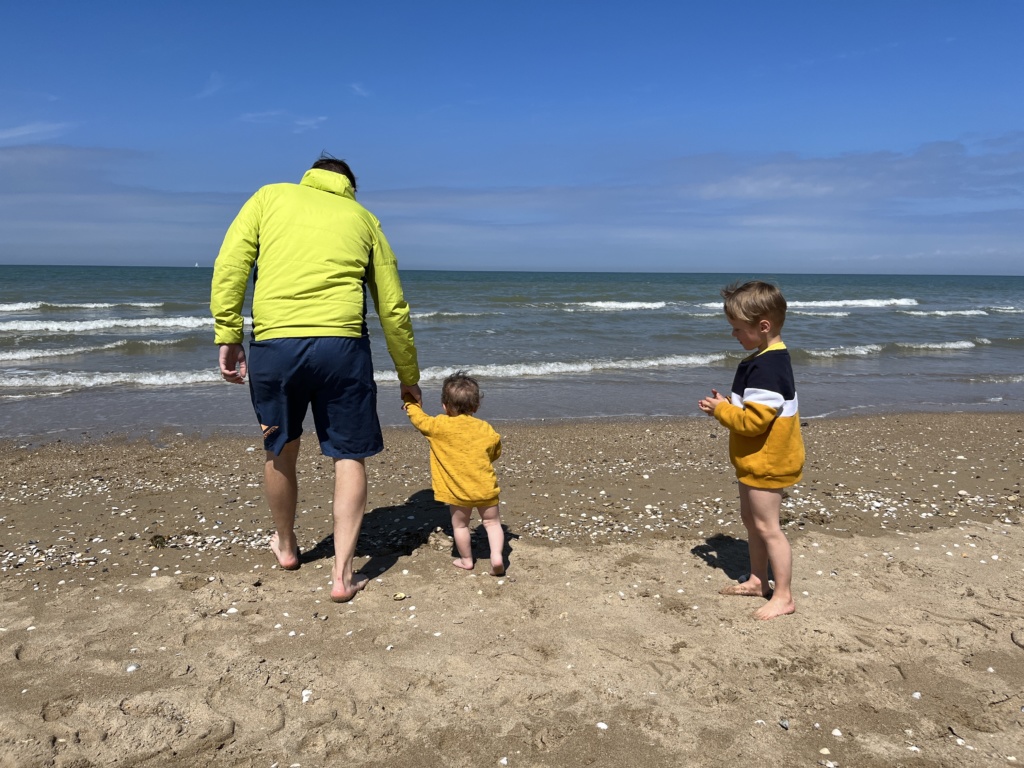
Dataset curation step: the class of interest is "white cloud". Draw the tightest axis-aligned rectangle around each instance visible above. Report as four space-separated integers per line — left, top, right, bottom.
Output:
350 83 370 97
293 116 327 133
196 72 225 99
0 122 71 143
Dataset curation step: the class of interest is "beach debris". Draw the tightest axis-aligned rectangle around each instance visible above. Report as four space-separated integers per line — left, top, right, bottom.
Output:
125 664 139 673
779 718 790 730
832 729 842 737
301 689 312 704
912 692 922 699
393 592 407 600
819 748 831 755
596 722 609 730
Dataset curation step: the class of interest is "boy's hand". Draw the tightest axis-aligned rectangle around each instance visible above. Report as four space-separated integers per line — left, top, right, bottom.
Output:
698 388 728 415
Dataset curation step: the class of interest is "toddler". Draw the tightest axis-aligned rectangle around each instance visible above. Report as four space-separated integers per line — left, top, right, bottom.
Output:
404 371 506 575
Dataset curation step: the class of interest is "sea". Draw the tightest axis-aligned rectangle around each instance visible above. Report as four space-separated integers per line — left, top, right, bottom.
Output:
1 265 1022 442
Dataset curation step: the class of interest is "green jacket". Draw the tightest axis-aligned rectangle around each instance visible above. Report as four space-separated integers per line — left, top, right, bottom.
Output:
210 169 419 385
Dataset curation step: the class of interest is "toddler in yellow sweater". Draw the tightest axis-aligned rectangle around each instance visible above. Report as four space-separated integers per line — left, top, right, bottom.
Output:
404 371 505 575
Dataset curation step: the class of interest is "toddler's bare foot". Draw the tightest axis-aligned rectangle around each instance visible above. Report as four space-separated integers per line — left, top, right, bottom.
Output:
719 578 769 597
452 558 474 571
270 533 300 570
753 596 796 620
330 573 368 603
489 557 505 577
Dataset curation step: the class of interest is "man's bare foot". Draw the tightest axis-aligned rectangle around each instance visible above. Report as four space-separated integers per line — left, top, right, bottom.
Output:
330 573 368 603
719 579 769 597
453 557 474 571
753 596 796 620
489 557 505 577
270 533 300 570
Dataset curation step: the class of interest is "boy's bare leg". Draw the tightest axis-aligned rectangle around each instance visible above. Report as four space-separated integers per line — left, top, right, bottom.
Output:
265 439 302 570
330 458 369 602
480 505 505 575
741 485 795 619
720 483 772 597
450 505 475 570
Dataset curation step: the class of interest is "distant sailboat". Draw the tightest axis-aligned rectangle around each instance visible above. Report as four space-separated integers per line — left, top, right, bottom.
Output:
194 262 199 267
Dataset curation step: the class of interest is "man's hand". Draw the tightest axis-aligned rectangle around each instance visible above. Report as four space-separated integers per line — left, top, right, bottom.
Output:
219 343 247 384
400 383 422 407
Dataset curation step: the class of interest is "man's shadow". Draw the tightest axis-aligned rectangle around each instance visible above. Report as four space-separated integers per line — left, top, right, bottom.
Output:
691 533 751 583
302 489 517 578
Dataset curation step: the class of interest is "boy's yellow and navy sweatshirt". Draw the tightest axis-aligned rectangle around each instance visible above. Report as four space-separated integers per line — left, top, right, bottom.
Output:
405 403 502 507
712 342 804 489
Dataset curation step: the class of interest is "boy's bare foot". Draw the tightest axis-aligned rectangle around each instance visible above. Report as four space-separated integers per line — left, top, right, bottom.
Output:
753 596 796 620
330 573 368 603
489 558 505 577
452 558 474 571
719 578 769 597
270 533 300 570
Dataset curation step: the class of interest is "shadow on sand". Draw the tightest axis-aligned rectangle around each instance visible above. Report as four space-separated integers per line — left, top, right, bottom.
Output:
302 489 518 578
691 533 751 583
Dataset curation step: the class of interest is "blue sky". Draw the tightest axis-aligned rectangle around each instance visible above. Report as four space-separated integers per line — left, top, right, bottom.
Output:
1 2 1022 274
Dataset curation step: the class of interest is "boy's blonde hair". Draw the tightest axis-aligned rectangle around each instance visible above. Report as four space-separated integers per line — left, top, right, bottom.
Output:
721 280 787 330
442 370 481 416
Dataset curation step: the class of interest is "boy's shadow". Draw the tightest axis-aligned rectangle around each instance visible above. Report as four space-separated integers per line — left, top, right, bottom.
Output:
302 489 518 578
691 533 750 582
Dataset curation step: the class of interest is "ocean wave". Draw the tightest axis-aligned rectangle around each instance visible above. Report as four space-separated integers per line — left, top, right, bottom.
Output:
988 306 1024 314
895 340 976 350
0 370 221 389
0 301 164 313
0 338 188 362
373 353 727 382
0 316 210 333
698 298 918 309
564 301 667 312
0 341 128 361
791 311 851 318
899 310 988 317
805 344 884 358
787 298 919 308
411 311 490 320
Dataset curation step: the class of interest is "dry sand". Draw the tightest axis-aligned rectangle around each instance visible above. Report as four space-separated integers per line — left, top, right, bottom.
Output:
1 413 1022 767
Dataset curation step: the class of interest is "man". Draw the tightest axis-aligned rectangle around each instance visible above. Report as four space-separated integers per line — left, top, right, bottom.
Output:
211 154 421 602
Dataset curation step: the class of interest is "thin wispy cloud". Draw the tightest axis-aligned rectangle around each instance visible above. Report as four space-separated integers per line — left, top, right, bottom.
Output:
196 72 225 99
350 83 370 97
239 110 285 123
0 122 71 143
293 116 327 133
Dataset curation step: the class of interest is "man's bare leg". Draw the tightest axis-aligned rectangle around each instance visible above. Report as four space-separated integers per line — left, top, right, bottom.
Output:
450 505 475 570
720 483 771 597
480 505 505 576
266 438 301 570
330 458 369 602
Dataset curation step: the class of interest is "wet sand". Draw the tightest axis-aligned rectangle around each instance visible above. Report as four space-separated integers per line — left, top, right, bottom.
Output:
1 413 1022 767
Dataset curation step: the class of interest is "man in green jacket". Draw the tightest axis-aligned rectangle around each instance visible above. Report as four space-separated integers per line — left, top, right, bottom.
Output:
211 154 421 602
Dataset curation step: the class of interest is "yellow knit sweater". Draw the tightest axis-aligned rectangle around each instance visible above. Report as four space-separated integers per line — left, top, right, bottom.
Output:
405 403 502 506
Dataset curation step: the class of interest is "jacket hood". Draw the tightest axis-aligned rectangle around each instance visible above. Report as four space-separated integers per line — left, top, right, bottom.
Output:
299 168 356 200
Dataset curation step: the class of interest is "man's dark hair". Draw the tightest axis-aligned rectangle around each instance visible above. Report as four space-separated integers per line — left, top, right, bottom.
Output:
311 152 357 191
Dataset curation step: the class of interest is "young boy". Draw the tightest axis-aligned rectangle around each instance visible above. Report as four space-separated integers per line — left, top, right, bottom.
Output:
698 280 804 620
404 371 506 576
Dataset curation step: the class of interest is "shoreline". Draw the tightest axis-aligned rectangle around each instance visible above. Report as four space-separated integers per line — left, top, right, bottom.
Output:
2 413 1022 766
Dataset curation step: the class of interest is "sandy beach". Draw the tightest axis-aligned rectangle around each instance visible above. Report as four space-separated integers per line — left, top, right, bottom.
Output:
1 413 1022 767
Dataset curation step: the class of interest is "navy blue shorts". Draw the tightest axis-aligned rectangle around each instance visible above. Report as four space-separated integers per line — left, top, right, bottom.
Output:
247 336 383 459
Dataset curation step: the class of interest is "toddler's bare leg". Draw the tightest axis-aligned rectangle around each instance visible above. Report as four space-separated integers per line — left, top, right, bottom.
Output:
450 505 474 570
479 504 505 575
719 482 770 596
743 485 795 620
